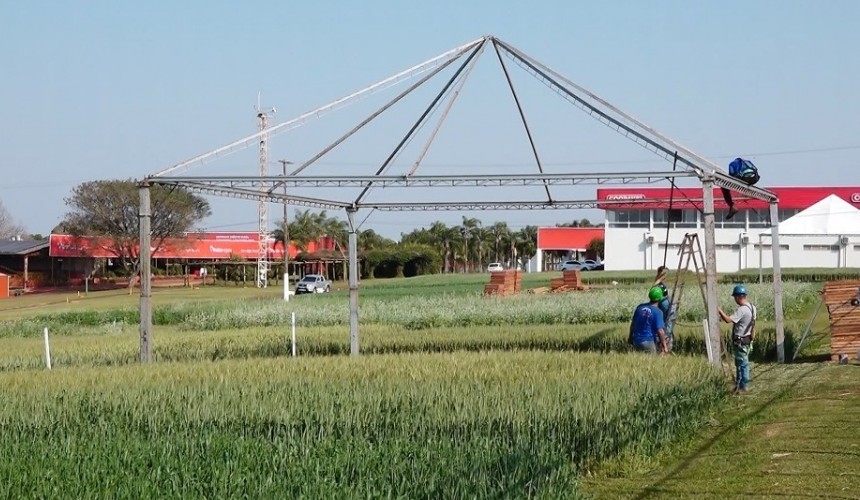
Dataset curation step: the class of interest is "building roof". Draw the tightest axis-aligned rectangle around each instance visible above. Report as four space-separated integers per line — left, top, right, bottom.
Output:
597 186 860 211
779 195 860 235
537 227 605 251
0 239 49 256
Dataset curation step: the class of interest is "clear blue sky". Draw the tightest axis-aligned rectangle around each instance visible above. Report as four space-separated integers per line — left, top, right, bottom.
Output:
2 1 859 238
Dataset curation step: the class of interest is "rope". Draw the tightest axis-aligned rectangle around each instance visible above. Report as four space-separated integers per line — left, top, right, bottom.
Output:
662 151 679 268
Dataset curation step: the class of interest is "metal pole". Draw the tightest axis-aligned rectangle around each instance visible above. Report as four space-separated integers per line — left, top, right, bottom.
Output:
280 159 292 300
770 201 786 362
347 208 360 355
758 234 764 284
702 177 722 366
139 183 153 363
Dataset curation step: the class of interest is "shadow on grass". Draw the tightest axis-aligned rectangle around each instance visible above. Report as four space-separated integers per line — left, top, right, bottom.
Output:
630 363 824 500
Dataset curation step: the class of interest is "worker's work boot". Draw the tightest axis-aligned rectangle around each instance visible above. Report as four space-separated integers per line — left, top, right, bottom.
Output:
726 206 739 220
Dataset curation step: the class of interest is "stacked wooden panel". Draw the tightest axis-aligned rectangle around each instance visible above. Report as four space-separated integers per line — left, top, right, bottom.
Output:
483 270 522 296
823 279 860 361
550 270 589 293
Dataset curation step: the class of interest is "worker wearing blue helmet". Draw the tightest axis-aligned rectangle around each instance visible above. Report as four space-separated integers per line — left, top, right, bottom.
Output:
719 284 757 393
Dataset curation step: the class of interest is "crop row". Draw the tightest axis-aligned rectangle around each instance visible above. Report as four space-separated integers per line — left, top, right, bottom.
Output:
0 351 725 498
0 317 814 372
0 282 818 338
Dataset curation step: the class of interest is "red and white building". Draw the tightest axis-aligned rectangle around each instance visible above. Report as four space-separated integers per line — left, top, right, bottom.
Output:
597 187 860 272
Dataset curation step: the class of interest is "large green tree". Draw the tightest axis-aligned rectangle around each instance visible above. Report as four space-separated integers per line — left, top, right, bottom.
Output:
62 180 210 274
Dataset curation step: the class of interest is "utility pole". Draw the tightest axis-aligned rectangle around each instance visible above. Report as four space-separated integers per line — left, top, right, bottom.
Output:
256 99 275 289
279 159 294 300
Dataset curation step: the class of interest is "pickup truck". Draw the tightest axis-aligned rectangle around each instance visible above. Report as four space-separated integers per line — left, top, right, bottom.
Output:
295 274 332 294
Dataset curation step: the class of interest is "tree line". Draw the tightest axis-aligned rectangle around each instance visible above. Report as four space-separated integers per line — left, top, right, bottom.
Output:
5 180 603 280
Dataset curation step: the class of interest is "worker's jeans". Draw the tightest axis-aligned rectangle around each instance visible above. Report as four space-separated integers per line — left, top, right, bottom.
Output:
733 343 751 389
633 340 657 354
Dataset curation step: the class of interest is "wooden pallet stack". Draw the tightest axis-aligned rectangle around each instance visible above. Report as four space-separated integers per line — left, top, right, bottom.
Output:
550 270 589 293
483 270 522 296
823 279 860 361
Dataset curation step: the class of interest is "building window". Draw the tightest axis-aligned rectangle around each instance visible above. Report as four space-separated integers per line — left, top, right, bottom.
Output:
803 244 839 251
714 210 745 228
753 244 789 250
778 208 800 222
748 209 771 228
609 209 649 228
652 208 697 228
855 245 860 251
716 244 740 250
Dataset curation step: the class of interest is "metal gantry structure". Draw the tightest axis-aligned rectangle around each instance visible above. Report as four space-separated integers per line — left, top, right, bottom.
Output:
137 35 786 366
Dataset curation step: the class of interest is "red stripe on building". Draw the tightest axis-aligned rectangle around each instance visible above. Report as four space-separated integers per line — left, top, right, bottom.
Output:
537 228 605 250
597 187 860 210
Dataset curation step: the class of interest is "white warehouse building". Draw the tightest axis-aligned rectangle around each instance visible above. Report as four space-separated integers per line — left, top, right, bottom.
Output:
598 186 860 272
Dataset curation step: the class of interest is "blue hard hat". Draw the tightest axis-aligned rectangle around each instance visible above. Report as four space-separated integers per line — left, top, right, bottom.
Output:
732 284 748 296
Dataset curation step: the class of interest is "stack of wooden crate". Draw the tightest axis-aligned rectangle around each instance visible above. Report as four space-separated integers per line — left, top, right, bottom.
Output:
550 270 589 293
823 279 860 361
483 270 522 296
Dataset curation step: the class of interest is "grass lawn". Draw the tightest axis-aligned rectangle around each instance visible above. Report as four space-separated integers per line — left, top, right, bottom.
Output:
580 363 860 499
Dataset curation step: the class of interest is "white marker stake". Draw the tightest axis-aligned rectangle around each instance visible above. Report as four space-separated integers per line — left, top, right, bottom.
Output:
703 319 712 364
43 327 52 370
283 273 291 302
291 312 296 357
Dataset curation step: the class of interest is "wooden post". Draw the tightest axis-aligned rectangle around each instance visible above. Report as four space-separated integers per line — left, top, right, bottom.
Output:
770 201 786 362
139 183 153 363
702 177 722 366
347 208 360 356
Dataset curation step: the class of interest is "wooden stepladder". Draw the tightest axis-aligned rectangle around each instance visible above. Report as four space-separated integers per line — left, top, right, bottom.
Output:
669 233 708 321
669 233 730 370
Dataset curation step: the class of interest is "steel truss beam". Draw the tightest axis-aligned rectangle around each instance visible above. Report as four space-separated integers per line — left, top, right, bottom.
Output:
159 180 350 210
157 171 698 189
152 176 733 212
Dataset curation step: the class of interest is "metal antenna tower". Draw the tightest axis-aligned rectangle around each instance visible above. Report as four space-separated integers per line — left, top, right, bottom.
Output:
256 100 275 288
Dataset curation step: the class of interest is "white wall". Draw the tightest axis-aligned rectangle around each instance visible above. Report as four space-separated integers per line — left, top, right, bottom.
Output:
606 229 860 272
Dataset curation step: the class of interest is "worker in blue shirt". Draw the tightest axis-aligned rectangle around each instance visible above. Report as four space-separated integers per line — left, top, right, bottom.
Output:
628 286 669 354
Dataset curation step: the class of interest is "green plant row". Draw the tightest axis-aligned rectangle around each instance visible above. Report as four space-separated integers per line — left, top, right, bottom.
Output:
0 319 813 372
0 352 725 498
0 283 818 338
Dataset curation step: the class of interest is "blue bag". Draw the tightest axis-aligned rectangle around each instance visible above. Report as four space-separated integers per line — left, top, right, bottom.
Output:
728 158 760 185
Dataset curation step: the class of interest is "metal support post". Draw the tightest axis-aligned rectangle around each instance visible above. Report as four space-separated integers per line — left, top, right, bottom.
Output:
702 178 722 366
139 183 153 362
347 208 360 355
770 202 786 362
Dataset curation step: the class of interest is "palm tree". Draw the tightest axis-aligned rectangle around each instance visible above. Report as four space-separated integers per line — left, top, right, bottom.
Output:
288 209 327 253
358 229 394 251
459 216 480 273
489 221 509 264
473 226 492 272
428 221 459 273
515 225 538 270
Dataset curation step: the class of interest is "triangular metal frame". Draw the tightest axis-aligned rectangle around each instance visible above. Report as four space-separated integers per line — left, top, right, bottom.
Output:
137 35 785 362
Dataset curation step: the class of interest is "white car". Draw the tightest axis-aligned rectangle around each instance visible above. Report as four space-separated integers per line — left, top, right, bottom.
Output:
559 260 583 271
487 263 504 272
294 274 332 294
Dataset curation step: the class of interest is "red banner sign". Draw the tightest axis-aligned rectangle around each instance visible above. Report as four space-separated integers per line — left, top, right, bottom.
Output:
49 233 334 259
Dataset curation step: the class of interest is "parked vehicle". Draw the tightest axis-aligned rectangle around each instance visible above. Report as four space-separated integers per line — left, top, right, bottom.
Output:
295 274 332 294
559 260 583 271
581 260 604 271
487 263 504 272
